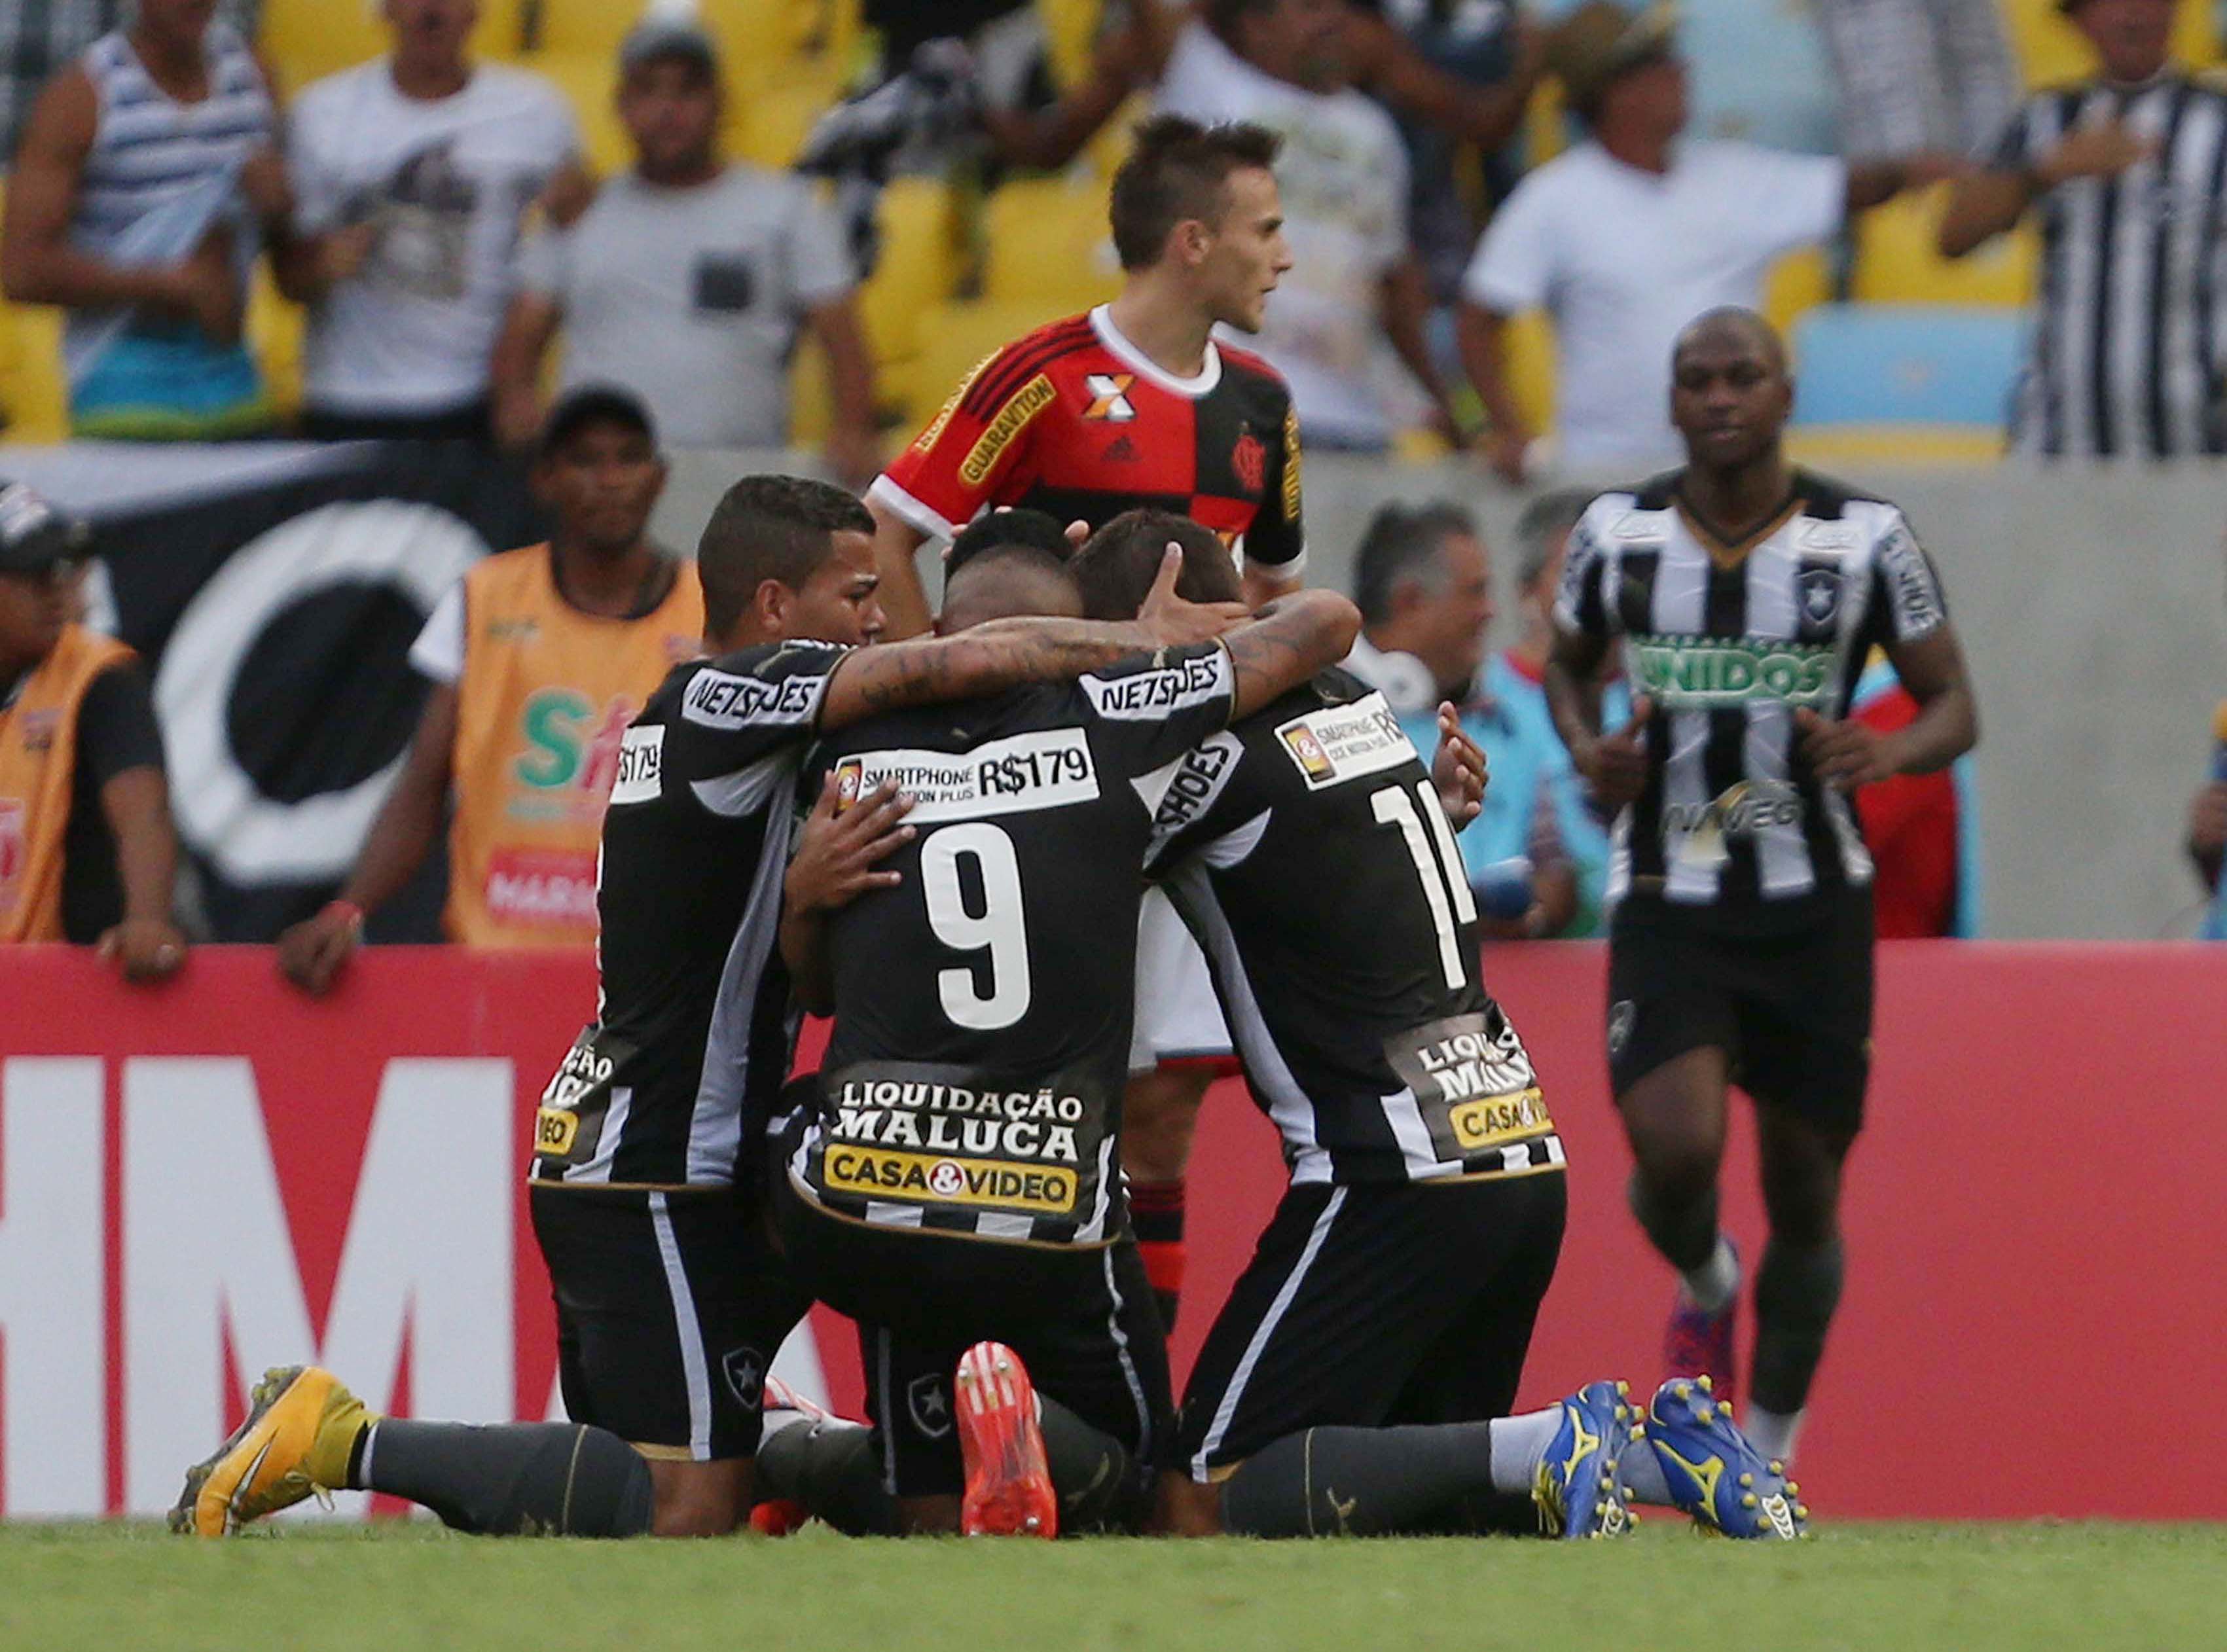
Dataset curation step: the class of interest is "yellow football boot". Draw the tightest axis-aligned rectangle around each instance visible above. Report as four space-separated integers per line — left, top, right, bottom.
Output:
169 1365 377 1536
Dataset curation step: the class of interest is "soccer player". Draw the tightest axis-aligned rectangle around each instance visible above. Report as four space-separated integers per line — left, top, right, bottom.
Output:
172 476 1246 1540
1545 308 1979 1474
276 386 701 985
771 562 1361 1537
867 112 1313 1335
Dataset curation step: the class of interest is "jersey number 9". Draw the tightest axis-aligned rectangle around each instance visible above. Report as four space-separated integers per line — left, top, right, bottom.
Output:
922 823 1034 1031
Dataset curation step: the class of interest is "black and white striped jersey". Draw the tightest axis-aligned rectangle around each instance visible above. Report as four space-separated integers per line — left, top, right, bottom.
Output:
1556 470 1949 917
531 640 849 1189
788 643 1236 1247
1146 669 1564 1188
1992 75 2227 457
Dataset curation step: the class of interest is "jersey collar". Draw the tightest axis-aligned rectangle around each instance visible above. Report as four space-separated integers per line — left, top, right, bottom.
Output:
1089 304 1222 399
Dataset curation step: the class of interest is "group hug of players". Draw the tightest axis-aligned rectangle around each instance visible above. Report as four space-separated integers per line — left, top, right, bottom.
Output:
171 115 1976 1546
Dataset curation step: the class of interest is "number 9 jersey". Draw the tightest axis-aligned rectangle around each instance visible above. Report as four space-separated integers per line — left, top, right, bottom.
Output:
788 643 1239 1246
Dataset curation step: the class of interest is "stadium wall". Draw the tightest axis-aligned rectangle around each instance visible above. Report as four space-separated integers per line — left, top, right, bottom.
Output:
2 943 2222 1523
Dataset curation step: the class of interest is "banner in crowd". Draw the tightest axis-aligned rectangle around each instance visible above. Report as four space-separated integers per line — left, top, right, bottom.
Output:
1 943 2225 1522
18 442 543 941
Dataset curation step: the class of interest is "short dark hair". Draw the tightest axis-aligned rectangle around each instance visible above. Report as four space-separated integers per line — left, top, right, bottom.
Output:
940 543 1081 630
1108 115 1282 271
945 507 1072 579
696 474 871 635
1352 501 1477 626
1070 508 1240 620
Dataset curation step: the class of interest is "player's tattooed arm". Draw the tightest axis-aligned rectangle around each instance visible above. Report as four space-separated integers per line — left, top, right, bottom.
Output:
820 549 1249 729
1223 590 1364 721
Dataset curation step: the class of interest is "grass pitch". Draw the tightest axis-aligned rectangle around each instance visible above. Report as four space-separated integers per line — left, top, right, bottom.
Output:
3 1521 2219 1651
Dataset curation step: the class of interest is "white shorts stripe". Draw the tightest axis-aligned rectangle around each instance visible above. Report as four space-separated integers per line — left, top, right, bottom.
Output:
647 1192 714 1462
1190 1185 1347 1481
1101 1248 1152 1461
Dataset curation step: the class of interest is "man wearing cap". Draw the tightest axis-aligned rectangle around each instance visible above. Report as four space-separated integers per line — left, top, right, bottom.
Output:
1939 0 2227 458
1456 0 1960 481
278 0 585 441
0 482 185 978
490 18 878 484
277 386 701 990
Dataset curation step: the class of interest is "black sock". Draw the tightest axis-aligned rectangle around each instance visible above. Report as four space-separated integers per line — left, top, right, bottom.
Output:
1129 1180 1186 1335
753 1421 901 1536
1750 1236 1845 1414
1628 1171 1720 1274
1218 1423 1499 1538
1038 1395 1144 1534
357 1420 653 1537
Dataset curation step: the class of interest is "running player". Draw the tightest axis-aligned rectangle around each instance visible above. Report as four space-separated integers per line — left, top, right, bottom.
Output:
171 477 1246 1540
1544 308 1979 1476
772 570 1361 1537
869 113 1311 1333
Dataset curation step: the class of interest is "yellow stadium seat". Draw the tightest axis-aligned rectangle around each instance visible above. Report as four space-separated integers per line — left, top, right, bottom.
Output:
531 52 628 174
789 332 830 444
244 264 304 418
1854 184 2036 306
2000 0 2217 87
700 0 820 88
1038 0 1104 89
1764 245 1832 334
981 177 1120 310
897 297 1081 435
0 298 69 443
259 0 509 92
733 63 847 168
1504 308 1555 435
1786 425 2006 465
857 178 961 397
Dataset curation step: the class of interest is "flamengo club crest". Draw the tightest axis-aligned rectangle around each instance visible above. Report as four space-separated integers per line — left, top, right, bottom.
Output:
1231 431 1266 494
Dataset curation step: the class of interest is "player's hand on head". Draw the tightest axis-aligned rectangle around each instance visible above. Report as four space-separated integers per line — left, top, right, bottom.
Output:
98 916 187 984
275 901 362 996
1138 544 1249 647
786 776 916 915
1794 707 1894 791
1432 704 1488 828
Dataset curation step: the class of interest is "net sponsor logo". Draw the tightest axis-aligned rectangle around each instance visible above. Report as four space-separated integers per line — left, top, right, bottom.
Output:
1629 636 1837 711
824 1146 1078 1215
1141 732 1241 861
958 374 1057 487
840 728 1099 823
1083 651 1231 720
1274 693 1413 789
681 665 823 730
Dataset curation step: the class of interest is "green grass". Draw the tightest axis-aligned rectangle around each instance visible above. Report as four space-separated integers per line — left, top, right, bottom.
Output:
4 1522 2221 1650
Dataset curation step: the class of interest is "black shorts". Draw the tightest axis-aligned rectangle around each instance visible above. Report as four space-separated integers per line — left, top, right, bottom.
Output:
529 1183 813 1463
1606 889 1875 1136
774 1174 1172 1503
1176 1170 1566 1481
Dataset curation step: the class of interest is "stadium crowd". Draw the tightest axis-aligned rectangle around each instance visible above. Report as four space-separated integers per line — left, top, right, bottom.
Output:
0 0 2217 1551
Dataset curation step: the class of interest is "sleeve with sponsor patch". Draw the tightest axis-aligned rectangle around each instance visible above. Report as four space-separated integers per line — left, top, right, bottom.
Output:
1074 642 1237 775
1553 511 1613 637
1244 390 1307 576
1870 512 1949 644
621 641 848 806
873 336 1061 539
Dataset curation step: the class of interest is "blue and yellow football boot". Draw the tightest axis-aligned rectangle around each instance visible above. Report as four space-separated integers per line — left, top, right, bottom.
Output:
1644 1376 1809 1539
1534 1379 1641 1539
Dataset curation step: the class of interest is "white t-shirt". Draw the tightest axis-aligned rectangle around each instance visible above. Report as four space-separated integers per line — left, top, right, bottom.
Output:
1462 139 1844 469
516 166 855 449
1157 22 1411 448
288 60 580 417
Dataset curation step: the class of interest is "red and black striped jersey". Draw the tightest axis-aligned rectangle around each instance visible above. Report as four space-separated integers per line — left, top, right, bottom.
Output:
871 304 1307 581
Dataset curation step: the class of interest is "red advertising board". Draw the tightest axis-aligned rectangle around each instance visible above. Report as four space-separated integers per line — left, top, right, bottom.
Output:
2 943 2223 1521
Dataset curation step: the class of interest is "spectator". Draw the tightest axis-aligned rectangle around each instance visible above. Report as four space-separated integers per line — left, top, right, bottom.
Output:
0 481 185 979
1341 499 1580 936
279 0 585 441
2188 700 2227 937
1815 0 2017 161
1156 0 1466 450
0 1 260 166
492 20 878 484
1938 0 2226 458
275 387 703 992
1457 0 1957 480
1498 485 1629 934
1 0 284 439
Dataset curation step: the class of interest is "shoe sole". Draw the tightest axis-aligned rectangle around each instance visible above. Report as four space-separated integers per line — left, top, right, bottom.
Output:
955 1342 1057 1539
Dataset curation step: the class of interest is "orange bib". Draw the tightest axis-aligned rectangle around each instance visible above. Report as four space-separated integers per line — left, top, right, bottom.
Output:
446 545 702 946
0 625 136 943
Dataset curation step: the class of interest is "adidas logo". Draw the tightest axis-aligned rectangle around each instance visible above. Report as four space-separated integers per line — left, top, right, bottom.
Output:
1101 434 1140 463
